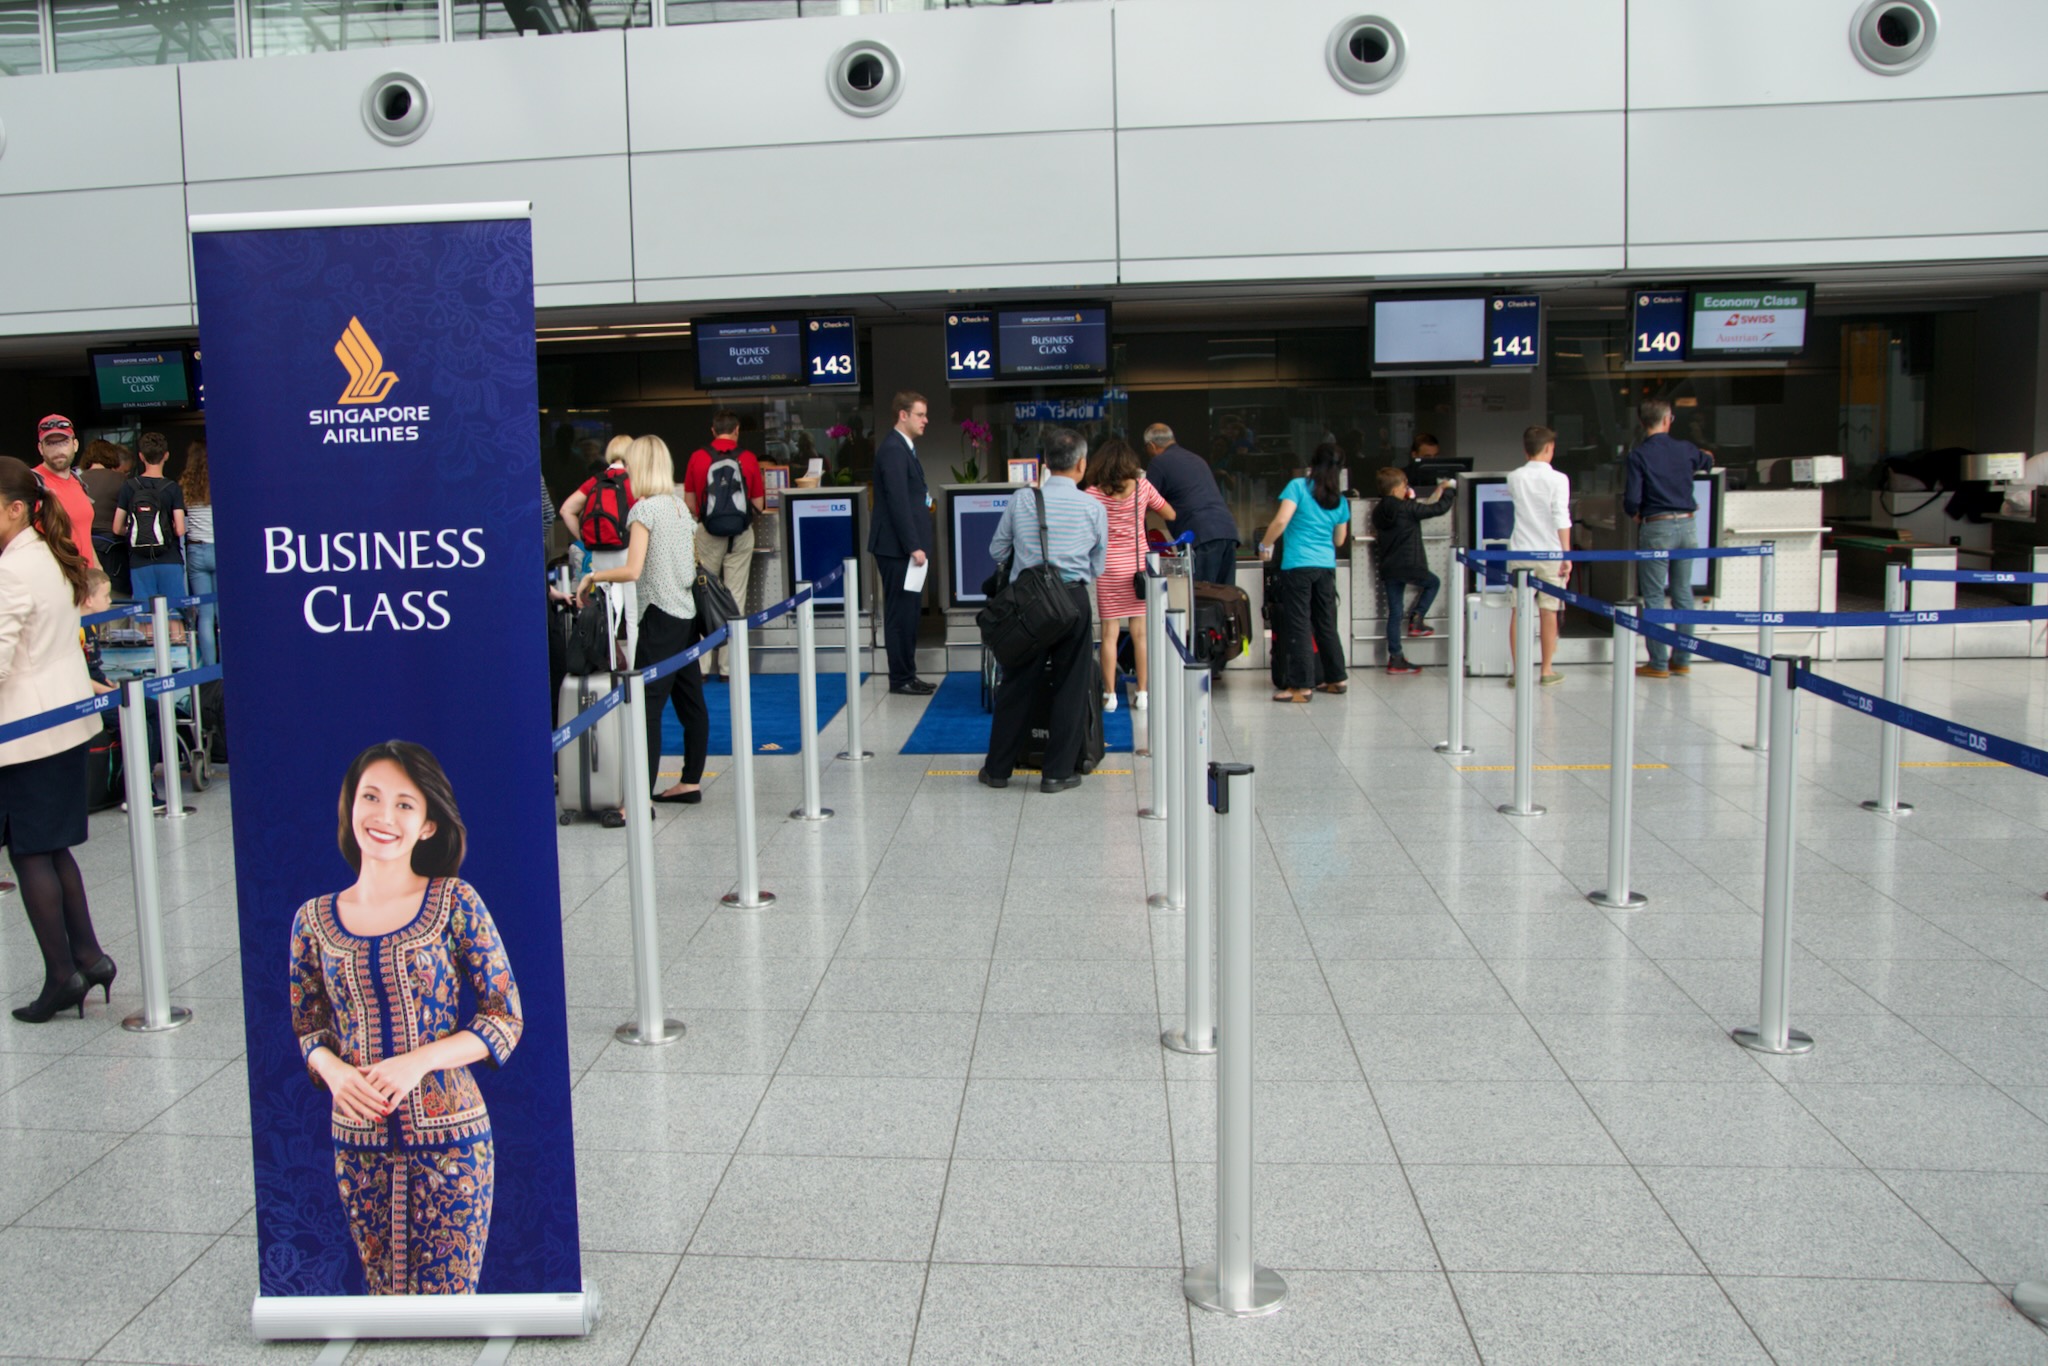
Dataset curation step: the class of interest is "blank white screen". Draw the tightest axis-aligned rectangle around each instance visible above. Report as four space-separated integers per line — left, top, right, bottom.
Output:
1374 298 1487 366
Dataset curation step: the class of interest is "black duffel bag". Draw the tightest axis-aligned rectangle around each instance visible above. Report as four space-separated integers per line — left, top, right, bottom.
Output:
977 487 1083 670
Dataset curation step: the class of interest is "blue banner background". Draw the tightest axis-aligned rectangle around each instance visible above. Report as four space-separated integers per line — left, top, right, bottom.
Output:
193 216 580 1297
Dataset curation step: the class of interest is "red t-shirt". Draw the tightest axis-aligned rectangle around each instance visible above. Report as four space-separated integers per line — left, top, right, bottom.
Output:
684 438 766 506
37 465 98 569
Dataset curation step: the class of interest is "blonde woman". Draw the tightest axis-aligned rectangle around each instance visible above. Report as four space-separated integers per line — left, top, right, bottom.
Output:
580 436 707 816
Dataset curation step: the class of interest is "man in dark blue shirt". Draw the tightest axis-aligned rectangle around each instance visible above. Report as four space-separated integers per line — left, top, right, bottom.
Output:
1141 423 1238 586
1623 398 1714 678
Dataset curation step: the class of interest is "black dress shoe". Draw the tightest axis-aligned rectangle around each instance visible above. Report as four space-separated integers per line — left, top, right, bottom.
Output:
1039 775 1082 794
977 769 1008 789
891 679 937 696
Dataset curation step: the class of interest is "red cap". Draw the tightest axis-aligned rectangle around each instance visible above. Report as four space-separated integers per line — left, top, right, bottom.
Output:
37 414 74 440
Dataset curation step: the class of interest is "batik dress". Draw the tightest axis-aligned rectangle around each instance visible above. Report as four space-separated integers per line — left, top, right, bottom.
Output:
289 876 522 1295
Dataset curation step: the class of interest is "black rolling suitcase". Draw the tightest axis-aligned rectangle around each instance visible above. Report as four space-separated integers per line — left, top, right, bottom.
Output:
1019 661 1105 776
1191 582 1251 669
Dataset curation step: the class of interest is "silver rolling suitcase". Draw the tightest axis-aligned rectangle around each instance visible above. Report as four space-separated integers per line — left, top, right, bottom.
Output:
556 674 629 823
1465 592 1514 677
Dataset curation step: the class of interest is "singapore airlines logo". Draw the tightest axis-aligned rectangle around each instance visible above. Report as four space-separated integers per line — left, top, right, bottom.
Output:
335 317 400 404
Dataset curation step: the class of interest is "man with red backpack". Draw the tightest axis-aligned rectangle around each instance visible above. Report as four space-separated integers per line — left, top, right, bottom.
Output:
560 435 637 663
683 411 766 683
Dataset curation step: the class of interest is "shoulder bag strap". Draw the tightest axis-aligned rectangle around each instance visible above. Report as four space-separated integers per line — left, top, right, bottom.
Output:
1032 485 1051 562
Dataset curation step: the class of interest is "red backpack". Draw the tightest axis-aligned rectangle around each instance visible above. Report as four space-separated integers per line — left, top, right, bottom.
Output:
582 466 633 550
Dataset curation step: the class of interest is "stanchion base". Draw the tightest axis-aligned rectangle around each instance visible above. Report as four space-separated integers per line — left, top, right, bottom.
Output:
1137 808 1166 822
2012 1280 2048 1326
720 890 778 909
1498 803 1546 818
789 808 836 822
613 1019 686 1047
154 806 197 820
1161 1026 1216 1055
1146 893 1184 911
835 751 874 762
1587 890 1649 910
1731 1026 1814 1056
122 1005 193 1034
1740 742 1768 753
1433 743 1474 756
1859 800 1915 815
1184 1264 1288 1318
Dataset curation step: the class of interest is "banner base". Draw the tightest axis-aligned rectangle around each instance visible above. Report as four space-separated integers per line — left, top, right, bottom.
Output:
252 1285 601 1340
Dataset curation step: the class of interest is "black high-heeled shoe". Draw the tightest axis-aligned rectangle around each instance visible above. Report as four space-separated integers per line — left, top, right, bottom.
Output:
12 973 89 1024
78 954 118 1003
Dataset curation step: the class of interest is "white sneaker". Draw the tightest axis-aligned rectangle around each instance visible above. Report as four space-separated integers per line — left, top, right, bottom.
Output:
1103 693 1118 713
1132 691 1148 711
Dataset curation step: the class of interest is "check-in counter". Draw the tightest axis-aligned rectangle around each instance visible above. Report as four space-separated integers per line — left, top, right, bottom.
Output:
1349 498 1456 666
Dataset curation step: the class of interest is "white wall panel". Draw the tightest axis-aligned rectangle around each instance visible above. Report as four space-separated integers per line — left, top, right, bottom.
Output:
1114 0 1624 129
0 66 184 195
631 131 1115 296
1629 0 2048 109
179 32 628 183
183 156 633 296
1629 96 2048 265
1119 114 1624 274
0 185 192 327
627 4 1111 154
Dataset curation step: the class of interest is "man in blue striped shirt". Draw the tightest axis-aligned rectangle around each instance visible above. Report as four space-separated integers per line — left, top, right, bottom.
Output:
982 428 1109 793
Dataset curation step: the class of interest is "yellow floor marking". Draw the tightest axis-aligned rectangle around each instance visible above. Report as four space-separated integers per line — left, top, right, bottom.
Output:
1900 760 2007 768
928 768 1134 777
1456 763 1670 772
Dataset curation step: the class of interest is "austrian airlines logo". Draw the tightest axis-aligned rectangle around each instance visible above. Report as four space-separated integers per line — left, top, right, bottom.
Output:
334 317 399 404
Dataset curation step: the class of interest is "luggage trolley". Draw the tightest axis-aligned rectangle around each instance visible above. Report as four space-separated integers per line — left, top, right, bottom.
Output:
96 623 216 795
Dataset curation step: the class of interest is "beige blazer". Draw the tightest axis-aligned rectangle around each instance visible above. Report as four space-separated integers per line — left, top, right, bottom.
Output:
0 531 100 768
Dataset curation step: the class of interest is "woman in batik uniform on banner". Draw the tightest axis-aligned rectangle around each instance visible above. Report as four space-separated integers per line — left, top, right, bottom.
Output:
289 740 522 1295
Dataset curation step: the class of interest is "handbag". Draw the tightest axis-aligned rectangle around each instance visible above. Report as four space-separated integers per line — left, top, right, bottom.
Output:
976 487 1083 670
692 569 740 641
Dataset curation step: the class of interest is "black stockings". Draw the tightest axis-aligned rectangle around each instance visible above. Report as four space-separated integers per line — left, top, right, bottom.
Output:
9 847 100 986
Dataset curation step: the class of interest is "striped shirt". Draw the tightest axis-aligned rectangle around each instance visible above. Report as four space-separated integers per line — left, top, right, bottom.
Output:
990 475 1107 585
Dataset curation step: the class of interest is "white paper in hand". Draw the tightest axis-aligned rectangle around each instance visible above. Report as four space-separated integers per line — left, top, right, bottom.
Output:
805 458 824 478
903 559 929 593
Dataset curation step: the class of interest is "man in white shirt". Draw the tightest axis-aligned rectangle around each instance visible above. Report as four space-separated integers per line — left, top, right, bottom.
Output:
1504 425 1570 685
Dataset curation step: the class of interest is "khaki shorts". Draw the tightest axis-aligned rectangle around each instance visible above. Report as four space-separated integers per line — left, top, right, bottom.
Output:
1507 560 1568 611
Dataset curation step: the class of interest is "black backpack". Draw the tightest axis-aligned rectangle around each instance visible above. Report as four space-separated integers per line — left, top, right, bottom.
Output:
582 467 632 551
701 453 752 538
126 477 171 552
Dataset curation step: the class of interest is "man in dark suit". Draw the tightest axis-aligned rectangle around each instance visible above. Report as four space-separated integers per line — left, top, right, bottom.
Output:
868 390 935 694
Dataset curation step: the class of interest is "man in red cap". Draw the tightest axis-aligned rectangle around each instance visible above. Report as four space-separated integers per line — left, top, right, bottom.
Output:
34 415 98 568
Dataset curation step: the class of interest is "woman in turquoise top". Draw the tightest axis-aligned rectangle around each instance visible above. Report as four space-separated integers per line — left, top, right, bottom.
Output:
1259 444 1351 702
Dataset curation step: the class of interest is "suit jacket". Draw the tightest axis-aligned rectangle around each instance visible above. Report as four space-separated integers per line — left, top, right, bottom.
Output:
867 429 932 559
0 531 101 767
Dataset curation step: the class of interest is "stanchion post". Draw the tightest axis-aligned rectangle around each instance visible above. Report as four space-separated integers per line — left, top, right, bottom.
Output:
151 597 189 821
1589 601 1647 909
1148 611 1187 912
1163 657 1215 1055
1744 543 1777 752
1139 574 1169 818
1186 761 1286 1318
615 672 683 1046
119 679 190 1033
1434 550 1472 756
1861 563 1914 815
1734 655 1814 1056
721 616 776 909
836 556 871 762
791 588 833 822
1499 569 1545 818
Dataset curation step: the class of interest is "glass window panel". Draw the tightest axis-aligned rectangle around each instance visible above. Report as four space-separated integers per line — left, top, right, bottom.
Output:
248 0 439 56
451 0 647 40
52 0 238 70
0 0 41 76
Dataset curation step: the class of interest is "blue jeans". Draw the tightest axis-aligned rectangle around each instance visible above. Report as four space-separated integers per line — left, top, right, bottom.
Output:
184 541 217 667
1636 517 1697 668
1384 571 1439 660
128 561 188 618
1191 538 1239 588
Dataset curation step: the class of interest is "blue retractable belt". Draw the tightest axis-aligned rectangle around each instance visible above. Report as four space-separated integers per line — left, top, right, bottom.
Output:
1459 545 1773 564
1796 667 2048 777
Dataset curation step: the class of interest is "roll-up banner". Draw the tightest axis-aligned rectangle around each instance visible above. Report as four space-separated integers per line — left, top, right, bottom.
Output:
190 204 592 1339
